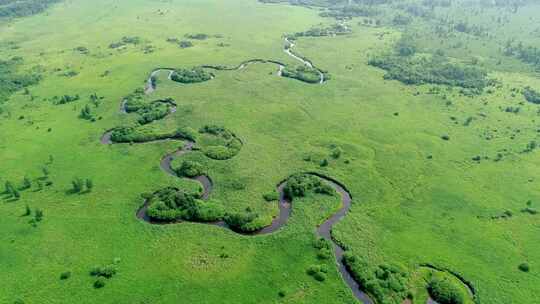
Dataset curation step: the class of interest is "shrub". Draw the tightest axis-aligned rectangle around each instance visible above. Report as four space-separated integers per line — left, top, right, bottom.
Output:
179 40 193 48
53 94 80 105
185 33 208 40
331 147 343 159
427 277 465 304
71 178 84 193
176 160 204 177
283 174 335 199
199 125 242 160
110 126 195 143
34 209 43 222
306 264 328 281
145 187 224 223
171 68 212 84
85 179 93 192
263 191 279 202
136 102 170 125
225 211 260 233
79 105 93 120
281 65 321 83
24 205 31 216
60 271 71 280
94 277 106 288
342 252 410 304
90 264 117 278
21 176 31 190
521 207 538 215
523 87 540 104
518 263 530 272
368 55 491 91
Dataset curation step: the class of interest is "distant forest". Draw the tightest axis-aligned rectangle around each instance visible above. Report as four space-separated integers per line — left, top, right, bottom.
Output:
0 0 60 18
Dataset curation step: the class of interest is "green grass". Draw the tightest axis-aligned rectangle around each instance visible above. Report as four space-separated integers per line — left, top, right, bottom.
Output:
1 0 540 303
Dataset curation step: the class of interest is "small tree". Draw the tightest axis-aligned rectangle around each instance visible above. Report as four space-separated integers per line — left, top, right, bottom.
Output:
320 159 329 167
22 176 32 190
85 179 93 192
4 181 14 194
72 178 84 193
24 205 31 216
34 209 44 222
42 167 50 177
12 188 21 200
79 105 93 120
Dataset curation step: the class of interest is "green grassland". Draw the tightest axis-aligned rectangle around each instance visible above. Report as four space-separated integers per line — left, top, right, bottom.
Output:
1 0 539 303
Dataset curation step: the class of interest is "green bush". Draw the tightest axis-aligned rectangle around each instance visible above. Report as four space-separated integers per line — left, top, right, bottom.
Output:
90 264 117 278
110 126 195 143
176 160 204 177
368 54 491 91
171 67 212 83
93 277 106 289
342 252 410 304
523 87 540 104
185 33 208 40
179 40 193 48
518 263 530 272
225 211 263 233
281 65 321 83
427 277 465 304
306 264 328 282
145 187 224 222
0 0 61 19
263 191 279 202
60 271 71 280
199 125 242 160
283 174 335 199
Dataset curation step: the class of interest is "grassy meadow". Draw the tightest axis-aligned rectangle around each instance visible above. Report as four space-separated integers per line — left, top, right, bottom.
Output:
0 0 539 303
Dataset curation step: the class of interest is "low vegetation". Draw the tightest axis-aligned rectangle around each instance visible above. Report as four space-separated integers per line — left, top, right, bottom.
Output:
171 68 212 84
281 65 321 84
523 87 540 104
199 125 242 160
0 0 60 18
110 126 195 143
145 187 224 222
0 57 40 102
283 174 334 200
368 55 491 92
427 276 465 304
343 252 410 304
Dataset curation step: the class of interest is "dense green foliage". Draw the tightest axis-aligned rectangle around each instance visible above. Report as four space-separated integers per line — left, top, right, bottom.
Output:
369 55 491 91
0 57 40 102
427 276 465 304
281 65 321 84
146 187 224 222
176 160 204 178
283 174 334 200
2 0 540 303
199 125 242 160
293 23 350 37
523 87 540 104
0 0 60 18
504 41 540 70
109 36 141 49
110 126 195 143
224 210 265 233
171 67 212 84
343 252 410 304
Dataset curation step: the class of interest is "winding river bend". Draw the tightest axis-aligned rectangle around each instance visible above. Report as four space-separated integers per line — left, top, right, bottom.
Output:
101 36 373 303
144 36 325 93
